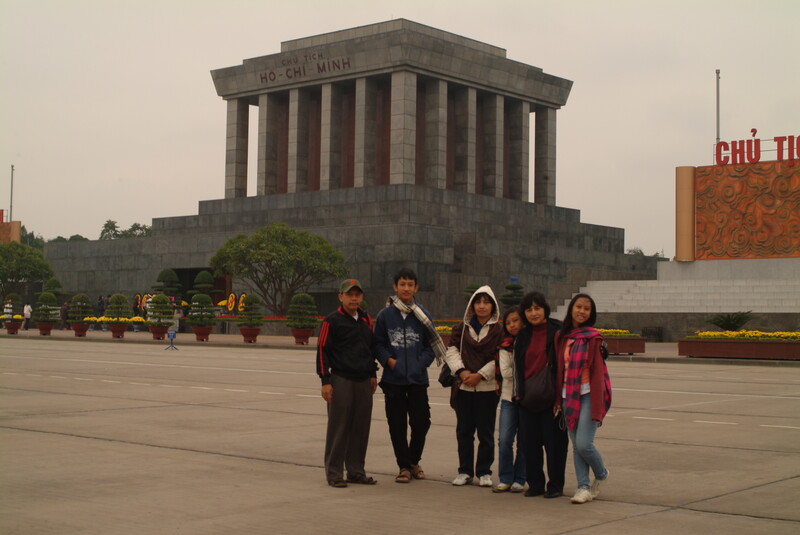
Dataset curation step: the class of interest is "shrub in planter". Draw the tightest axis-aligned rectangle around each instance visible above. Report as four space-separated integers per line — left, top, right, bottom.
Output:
286 293 319 344
153 268 182 301
236 294 265 343
68 293 94 336
34 291 60 334
146 294 174 339
188 294 217 341
4 293 23 334
102 293 133 338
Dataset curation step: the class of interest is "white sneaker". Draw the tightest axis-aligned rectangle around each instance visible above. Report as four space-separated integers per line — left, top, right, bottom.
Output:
571 488 593 504
452 473 473 486
479 475 493 487
590 469 608 498
492 482 511 493
510 482 525 493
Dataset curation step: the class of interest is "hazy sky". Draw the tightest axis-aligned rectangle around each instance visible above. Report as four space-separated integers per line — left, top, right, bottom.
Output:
1 0 797 258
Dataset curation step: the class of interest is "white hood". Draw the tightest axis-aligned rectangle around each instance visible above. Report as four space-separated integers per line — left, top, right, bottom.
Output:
463 285 500 325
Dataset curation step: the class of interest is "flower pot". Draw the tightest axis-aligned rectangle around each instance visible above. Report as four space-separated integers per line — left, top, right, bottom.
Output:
37 322 55 336
108 324 128 339
604 336 646 355
239 327 261 344
291 328 314 345
149 325 170 340
192 325 213 342
4 321 22 335
71 323 91 337
678 339 800 360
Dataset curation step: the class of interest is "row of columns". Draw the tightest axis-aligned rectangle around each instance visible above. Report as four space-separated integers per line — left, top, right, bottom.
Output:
225 71 558 204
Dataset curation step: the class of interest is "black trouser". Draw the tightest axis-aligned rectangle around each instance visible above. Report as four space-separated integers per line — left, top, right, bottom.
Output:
519 406 569 493
455 390 498 477
380 382 431 470
324 374 373 483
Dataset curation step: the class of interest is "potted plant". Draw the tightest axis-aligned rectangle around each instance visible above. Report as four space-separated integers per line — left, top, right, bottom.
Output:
102 293 132 338
187 294 217 341
3 293 23 334
236 294 265 343
34 291 60 335
68 293 94 337
285 293 320 345
146 294 174 340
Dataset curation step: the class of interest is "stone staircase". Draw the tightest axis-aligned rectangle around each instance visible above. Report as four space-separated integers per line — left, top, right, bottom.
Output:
553 259 800 318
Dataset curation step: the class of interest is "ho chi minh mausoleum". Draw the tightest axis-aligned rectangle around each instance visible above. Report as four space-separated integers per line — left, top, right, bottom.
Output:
44 19 657 316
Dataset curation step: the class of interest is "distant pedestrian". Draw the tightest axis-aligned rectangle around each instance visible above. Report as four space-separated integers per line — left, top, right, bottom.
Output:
23 303 32 330
60 301 69 330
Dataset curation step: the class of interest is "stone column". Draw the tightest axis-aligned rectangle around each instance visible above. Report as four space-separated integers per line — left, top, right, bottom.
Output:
287 88 309 193
320 84 342 190
257 93 281 195
354 77 377 188
482 94 504 197
390 71 417 185
506 100 529 201
675 166 696 261
454 87 476 193
425 79 447 189
534 106 557 205
225 98 249 199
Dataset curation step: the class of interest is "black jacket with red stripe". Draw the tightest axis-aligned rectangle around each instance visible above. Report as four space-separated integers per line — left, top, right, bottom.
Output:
316 306 377 385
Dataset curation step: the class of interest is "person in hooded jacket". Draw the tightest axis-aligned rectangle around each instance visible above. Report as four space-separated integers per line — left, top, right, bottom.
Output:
444 286 504 488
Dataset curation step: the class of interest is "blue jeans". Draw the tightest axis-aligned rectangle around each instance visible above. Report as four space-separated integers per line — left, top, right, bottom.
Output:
567 394 607 489
497 400 526 485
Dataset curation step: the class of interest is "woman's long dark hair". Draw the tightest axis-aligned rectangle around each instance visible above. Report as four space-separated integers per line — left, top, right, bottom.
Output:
560 293 597 335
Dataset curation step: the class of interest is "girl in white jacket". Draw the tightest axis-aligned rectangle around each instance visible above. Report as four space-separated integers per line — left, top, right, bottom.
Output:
444 285 504 487
494 306 525 492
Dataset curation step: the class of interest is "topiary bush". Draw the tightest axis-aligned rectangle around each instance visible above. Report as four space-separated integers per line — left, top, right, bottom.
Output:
187 294 218 327
68 293 94 323
147 294 174 326
285 293 319 330
34 292 60 323
236 294 265 327
103 293 132 322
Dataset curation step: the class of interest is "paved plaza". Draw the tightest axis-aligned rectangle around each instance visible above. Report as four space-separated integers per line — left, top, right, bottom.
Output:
1 331 798 534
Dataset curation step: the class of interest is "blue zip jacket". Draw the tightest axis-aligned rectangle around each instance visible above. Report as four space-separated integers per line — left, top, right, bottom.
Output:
374 304 436 386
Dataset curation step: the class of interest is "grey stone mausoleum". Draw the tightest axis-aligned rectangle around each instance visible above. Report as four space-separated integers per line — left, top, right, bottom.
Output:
45 20 656 315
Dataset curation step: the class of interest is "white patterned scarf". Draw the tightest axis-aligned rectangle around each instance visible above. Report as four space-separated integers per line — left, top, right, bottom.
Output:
386 296 447 365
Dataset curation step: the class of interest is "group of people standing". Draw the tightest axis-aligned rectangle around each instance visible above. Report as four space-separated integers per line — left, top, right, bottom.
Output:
315 268 611 504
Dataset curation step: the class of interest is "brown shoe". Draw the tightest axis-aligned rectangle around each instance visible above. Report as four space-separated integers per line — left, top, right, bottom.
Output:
395 468 412 483
409 464 426 480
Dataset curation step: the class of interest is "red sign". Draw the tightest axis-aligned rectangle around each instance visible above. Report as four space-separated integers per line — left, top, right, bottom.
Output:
715 131 799 165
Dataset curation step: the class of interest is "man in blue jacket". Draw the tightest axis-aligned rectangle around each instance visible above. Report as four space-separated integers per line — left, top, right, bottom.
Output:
374 268 447 483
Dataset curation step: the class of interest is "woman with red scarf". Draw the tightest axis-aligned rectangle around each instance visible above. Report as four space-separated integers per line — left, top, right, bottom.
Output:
554 293 611 504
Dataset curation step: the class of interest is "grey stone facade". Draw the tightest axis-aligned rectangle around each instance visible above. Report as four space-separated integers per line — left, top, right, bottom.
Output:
44 20 657 316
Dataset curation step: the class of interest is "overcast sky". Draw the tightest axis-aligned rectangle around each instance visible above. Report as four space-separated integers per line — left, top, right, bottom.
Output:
1 0 797 258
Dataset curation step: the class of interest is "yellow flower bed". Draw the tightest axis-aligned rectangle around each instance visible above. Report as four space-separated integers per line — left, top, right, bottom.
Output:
597 328 639 337
436 325 453 335
693 330 800 341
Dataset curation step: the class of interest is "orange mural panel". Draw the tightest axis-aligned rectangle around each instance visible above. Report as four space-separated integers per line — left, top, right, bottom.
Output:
695 161 800 260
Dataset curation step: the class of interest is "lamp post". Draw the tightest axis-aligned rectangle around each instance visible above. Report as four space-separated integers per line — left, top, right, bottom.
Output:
8 165 13 222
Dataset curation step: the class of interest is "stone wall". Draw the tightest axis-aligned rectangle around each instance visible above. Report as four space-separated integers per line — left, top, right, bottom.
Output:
44 184 656 318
